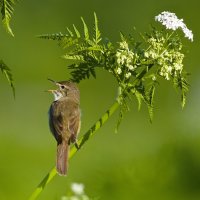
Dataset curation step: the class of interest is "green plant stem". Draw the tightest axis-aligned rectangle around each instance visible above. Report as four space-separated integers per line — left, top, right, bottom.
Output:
28 99 120 200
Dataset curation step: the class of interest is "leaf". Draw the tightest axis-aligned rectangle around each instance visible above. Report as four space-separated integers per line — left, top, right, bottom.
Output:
135 89 143 110
81 17 89 41
66 27 74 37
173 73 189 109
148 85 155 121
93 12 101 44
146 85 155 122
90 67 96 78
59 36 79 49
62 54 84 61
37 32 67 41
73 24 81 38
0 59 15 97
68 63 97 83
180 78 189 109
0 0 15 36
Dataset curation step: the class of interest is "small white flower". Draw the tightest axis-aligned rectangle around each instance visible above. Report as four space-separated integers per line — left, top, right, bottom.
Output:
116 68 122 74
167 65 173 73
71 183 84 195
127 64 134 70
125 72 131 79
152 75 157 81
144 51 149 58
128 51 134 59
116 51 121 58
121 55 126 64
155 11 193 41
181 25 193 41
119 41 129 49
174 63 183 71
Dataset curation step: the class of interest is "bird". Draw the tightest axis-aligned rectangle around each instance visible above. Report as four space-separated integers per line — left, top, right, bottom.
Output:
47 79 81 176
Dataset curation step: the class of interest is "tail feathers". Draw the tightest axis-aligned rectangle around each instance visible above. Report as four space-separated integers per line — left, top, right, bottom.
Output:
56 141 69 176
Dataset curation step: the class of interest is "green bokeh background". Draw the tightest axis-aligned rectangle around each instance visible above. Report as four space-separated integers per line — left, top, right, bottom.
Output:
0 0 199 199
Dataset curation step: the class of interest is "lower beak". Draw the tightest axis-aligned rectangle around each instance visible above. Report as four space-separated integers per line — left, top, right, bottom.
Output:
45 89 56 93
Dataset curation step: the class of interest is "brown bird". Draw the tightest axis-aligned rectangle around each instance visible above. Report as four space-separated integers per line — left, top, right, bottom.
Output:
47 79 81 176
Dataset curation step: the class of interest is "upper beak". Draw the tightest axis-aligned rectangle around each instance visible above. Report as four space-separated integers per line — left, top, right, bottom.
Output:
48 78 60 86
48 78 56 83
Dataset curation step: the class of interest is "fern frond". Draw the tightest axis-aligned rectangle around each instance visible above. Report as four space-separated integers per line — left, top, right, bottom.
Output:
62 54 84 62
180 77 189 108
0 59 15 97
59 37 79 49
68 63 97 83
0 0 15 36
37 32 67 41
135 89 143 110
93 12 101 44
81 17 89 41
66 27 74 37
73 24 81 38
173 73 189 108
146 85 155 122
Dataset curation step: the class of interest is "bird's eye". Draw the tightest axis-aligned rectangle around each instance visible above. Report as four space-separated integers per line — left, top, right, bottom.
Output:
60 85 65 90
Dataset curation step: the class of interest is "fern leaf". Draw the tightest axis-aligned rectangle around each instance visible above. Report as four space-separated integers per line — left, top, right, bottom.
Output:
0 0 15 36
135 89 143 110
73 24 81 38
81 17 89 40
68 63 97 83
93 12 101 44
180 77 189 108
90 67 96 78
37 32 67 41
0 59 15 97
146 85 155 122
66 27 73 37
173 73 189 109
62 54 84 61
59 37 79 49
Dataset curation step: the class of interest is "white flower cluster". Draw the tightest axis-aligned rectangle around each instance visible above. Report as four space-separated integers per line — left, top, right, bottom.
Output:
61 183 90 200
158 50 184 80
144 36 184 80
115 41 137 79
155 11 193 42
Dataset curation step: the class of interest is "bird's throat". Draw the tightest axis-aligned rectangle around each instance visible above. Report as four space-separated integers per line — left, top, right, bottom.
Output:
53 91 63 101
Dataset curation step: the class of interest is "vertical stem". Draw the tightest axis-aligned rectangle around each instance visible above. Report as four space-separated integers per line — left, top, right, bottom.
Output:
28 100 119 200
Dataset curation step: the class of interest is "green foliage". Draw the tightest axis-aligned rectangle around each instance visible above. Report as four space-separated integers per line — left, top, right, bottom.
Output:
173 72 190 108
39 13 190 124
0 0 16 36
0 59 15 97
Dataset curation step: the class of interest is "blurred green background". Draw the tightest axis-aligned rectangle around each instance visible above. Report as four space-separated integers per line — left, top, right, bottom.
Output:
0 0 200 199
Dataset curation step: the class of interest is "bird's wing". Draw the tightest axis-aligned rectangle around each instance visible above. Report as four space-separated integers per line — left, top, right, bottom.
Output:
49 100 80 143
68 108 81 143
